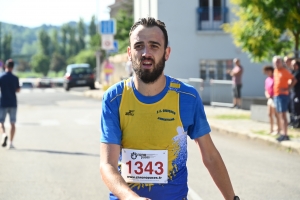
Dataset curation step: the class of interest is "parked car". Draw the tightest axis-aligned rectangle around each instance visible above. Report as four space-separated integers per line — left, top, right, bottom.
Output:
20 81 34 89
36 78 53 88
63 64 95 91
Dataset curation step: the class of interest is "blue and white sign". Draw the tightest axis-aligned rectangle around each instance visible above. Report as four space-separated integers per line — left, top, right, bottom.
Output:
108 41 119 54
100 19 116 35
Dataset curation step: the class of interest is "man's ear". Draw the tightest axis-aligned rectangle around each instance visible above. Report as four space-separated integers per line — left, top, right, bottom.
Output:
165 46 171 61
127 46 131 61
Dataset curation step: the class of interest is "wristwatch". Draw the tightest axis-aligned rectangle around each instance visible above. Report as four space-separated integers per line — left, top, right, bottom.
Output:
234 196 240 200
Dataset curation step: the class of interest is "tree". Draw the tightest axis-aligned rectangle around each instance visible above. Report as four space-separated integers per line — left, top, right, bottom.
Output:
114 9 134 53
50 30 60 55
31 54 50 76
67 25 78 57
50 52 66 76
38 30 51 56
89 34 106 62
21 41 38 56
17 59 31 72
89 15 97 37
71 49 96 70
2 33 12 62
61 24 68 58
223 0 300 61
78 18 86 51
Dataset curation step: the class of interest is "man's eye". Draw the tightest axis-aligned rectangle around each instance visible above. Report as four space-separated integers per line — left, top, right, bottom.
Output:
135 45 143 49
151 45 158 49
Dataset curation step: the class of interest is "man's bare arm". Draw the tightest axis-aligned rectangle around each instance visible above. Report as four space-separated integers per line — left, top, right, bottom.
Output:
100 143 150 200
194 134 235 200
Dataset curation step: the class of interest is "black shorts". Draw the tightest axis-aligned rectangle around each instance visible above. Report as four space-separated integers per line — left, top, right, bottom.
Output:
233 84 242 98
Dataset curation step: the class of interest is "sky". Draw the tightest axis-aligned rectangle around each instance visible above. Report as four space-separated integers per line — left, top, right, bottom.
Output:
0 0 115 27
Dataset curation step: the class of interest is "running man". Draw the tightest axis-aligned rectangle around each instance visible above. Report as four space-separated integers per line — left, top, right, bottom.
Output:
100 17 239 200
0 59 20 149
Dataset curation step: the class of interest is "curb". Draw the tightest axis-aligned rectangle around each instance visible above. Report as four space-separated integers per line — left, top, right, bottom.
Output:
210 124 300 155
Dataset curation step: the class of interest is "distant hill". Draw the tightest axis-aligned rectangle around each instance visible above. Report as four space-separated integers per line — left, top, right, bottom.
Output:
0 21 84 57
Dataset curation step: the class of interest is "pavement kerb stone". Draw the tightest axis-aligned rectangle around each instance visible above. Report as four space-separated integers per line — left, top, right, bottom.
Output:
209 122 300 155
83 89 300 155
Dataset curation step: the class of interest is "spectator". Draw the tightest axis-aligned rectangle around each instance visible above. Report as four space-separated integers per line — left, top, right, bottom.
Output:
0 59 20 149
284 56 293 71
103 59 114 85
230 58 243 109
263 65 280 134
273 56 297 142
290 59 300 128
284 56 295 125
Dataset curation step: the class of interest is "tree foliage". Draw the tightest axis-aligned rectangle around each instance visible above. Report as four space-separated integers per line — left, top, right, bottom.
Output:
61 24 68 57
223 0 300 61
2 33 12 62
17 59 31 72
50 30 60 55
77 18 86 51
71 49 96 70
50 52 66 75
38 30 51 56
31 54 50 76
89 15 97 37
115 9 134 53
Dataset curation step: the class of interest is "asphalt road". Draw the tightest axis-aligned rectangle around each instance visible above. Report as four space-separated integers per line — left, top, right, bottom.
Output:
0 87 299 200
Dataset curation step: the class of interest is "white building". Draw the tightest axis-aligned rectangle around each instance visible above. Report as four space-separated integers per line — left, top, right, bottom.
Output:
133 0 266 104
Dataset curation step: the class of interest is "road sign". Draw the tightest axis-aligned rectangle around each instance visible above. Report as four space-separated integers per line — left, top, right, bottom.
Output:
107 41 119 54
101 34 114 50
100 19 116 35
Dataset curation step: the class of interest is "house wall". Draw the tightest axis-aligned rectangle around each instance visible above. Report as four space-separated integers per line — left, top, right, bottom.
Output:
133 0 267 98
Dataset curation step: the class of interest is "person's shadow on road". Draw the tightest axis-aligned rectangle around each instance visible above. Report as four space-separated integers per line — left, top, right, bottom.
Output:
14 148 99 157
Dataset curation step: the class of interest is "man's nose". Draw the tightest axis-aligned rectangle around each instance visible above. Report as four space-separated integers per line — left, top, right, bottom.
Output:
141 46 151 57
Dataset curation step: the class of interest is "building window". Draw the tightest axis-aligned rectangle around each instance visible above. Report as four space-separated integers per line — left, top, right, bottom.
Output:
197 0 228 30
199 59 233 80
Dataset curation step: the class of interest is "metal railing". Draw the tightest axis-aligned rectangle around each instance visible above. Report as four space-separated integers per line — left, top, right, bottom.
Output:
210 80 233 107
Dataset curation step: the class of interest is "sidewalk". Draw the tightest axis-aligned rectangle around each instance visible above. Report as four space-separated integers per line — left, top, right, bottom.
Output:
85 89 300 155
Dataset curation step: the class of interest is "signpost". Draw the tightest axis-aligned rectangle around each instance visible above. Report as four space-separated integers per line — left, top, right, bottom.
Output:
96 19 117 83
107 41 119 54
101 35 114 50
100 19 116 35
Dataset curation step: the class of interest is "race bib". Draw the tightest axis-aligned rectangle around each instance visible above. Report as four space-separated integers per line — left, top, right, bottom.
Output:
121 149 168 184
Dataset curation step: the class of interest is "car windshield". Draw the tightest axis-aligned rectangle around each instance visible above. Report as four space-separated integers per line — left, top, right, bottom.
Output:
71 67 92 74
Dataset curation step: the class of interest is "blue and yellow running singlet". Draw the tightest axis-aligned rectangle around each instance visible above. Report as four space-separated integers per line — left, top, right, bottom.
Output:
101 76 211 200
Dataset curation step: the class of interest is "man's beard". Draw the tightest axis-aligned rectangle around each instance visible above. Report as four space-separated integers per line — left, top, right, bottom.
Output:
131 53 165 84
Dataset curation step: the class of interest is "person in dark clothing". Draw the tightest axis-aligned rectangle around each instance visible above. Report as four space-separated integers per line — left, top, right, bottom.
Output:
0 59 20 149
290 59 300 127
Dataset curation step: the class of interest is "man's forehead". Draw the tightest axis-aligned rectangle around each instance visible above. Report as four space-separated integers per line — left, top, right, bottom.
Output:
130 25 164 44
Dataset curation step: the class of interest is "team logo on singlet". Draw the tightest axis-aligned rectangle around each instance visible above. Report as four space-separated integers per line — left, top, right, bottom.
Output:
125 110 135 116
156 108 176 121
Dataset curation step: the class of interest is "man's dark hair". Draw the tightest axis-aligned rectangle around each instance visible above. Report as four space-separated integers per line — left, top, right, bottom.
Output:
263 65 274 73
5 59 14 68
129 17 169 49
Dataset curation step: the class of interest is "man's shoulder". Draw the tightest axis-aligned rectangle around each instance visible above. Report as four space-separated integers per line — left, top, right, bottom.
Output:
168 76 199 99
102 80 125 102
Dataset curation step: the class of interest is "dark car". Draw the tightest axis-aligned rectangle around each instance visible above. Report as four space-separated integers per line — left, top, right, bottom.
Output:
63 64 95 91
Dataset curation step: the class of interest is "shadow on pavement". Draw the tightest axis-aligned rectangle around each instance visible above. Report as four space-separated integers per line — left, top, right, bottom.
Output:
14 148 99 157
